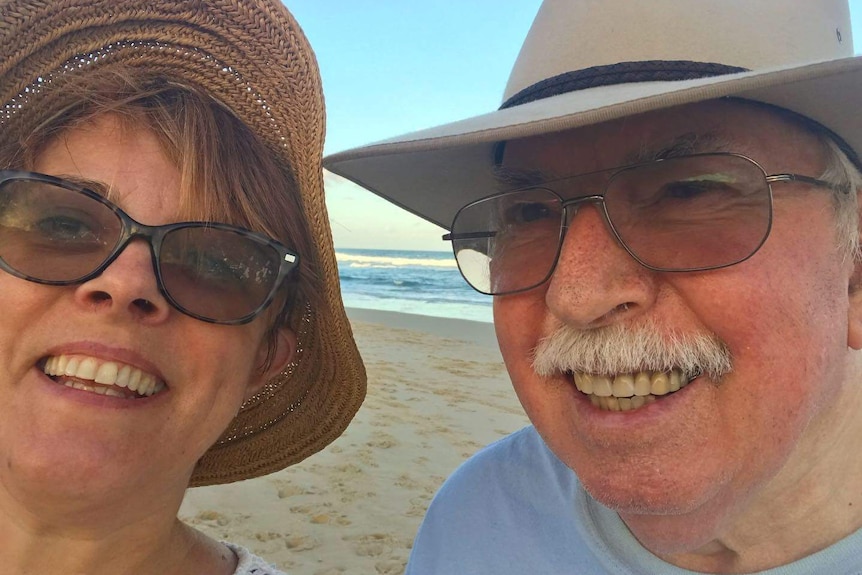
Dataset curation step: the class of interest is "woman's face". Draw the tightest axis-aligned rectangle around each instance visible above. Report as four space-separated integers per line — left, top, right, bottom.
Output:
0 114 293 512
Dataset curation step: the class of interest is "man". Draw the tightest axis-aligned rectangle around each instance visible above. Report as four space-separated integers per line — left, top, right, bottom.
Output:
325 0 862 572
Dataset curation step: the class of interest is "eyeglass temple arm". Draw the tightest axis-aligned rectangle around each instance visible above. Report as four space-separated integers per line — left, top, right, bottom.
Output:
766 173 851 194
442 231 497 241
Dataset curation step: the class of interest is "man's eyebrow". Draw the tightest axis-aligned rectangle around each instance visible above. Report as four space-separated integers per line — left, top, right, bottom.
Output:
491 132 747 188
491 164 555 188
623 132 742 164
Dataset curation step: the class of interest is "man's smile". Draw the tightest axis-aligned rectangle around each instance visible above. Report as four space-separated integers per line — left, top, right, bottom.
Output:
572 368 695 412
41 354 165 399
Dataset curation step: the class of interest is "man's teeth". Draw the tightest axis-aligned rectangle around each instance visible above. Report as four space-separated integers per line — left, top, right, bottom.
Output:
43 354 164 398
573 368 693 412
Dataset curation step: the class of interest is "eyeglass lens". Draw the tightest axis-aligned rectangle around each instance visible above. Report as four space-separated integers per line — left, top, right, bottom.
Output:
450 154 772 294
0 178 284 322
159 228 280 321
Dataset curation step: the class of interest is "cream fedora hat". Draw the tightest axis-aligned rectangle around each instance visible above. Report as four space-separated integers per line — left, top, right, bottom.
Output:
324 0 862 229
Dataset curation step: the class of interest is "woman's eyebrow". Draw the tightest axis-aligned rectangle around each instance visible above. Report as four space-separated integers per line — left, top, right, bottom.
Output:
51 174 112 197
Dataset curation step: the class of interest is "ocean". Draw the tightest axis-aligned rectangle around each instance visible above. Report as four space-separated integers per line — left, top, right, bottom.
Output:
336 248 493 323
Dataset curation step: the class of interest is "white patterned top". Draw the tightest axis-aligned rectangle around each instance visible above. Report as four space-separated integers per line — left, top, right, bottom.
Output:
226 543 289 575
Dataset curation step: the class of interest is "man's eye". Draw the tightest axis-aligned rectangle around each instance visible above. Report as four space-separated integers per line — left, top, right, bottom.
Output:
505 202 556 224
661 180 727 199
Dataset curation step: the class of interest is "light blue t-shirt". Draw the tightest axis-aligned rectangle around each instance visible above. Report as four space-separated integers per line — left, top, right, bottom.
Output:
406 426 862 575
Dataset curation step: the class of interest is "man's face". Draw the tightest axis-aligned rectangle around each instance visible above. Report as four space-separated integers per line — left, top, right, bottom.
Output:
494 100 862 553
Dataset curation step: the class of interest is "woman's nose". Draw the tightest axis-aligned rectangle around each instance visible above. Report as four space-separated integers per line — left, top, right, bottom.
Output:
72 239 171 323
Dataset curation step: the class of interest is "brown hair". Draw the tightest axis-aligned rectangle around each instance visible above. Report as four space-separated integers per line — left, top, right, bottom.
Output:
0 67 322 361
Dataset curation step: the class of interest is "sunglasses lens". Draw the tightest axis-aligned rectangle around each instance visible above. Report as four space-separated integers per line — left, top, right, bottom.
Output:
0 178 119 281
160 227 282 322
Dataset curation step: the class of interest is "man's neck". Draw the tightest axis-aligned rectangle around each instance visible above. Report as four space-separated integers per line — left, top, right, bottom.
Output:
621 361 862 573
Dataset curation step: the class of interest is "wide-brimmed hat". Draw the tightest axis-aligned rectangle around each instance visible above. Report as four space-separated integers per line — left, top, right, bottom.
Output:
324 0 862 229
0 0 366 486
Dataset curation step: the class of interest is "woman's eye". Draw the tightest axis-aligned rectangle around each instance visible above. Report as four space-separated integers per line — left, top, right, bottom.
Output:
35 215 99 241
197 253 251 281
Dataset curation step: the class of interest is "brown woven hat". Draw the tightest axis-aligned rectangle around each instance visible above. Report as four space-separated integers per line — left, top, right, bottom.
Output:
0 0 366 486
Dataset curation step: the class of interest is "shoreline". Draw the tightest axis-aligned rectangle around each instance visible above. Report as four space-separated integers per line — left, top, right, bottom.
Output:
345 306 499 349
181 307 528 574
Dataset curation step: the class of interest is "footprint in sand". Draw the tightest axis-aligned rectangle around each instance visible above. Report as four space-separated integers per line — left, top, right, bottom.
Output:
347 533 394 557
366 431 399 449
284 535 319 551
394 473 420 490
275 483 304 499
375 559 407 574
332 462 363 475
254 532 282 542
355 448 377 467
194 510 232 526
307 505 350 526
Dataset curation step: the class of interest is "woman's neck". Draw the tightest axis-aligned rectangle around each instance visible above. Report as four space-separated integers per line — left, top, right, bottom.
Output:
0 481 236 575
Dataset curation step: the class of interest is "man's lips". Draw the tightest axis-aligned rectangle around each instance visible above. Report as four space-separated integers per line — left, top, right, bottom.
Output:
42 354 165 399
572 368 696 412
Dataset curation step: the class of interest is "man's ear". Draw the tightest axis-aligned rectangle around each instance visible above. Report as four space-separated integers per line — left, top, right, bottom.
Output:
849 286 862 350
848 196 862 350
245 327 297 401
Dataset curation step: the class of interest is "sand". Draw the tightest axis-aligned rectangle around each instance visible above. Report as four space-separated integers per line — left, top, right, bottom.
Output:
179 308 530 575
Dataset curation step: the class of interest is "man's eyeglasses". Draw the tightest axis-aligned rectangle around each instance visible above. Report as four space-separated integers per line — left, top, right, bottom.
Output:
0 171 300 324
443 153 846 295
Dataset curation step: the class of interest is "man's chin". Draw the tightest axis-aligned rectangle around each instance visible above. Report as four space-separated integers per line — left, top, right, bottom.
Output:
586 485 704 516
579 466 728 518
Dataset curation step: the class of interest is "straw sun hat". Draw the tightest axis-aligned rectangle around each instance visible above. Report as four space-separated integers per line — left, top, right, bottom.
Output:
324 0 862 230
0 0 366 486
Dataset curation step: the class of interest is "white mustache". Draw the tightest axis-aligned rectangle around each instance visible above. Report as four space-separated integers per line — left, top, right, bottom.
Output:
531 321 732 381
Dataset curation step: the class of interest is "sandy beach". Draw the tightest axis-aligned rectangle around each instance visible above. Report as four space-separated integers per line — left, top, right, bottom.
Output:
180 307 530 574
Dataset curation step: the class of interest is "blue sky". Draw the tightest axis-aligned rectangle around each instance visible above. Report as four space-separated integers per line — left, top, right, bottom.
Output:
286 1 862 252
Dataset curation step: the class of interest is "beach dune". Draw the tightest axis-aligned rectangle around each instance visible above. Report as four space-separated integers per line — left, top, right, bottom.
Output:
180 308 529 574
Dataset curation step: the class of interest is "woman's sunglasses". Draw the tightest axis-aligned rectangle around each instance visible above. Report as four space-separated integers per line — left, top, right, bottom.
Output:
0 171 300 325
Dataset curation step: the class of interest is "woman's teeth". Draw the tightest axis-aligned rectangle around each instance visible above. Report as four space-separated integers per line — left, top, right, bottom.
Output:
573 368 694 412
43 354 164 398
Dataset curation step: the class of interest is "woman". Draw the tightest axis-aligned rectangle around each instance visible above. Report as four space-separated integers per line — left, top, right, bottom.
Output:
0 1 365 573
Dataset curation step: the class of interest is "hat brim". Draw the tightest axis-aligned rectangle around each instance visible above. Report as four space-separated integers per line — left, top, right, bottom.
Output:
324 57 862 229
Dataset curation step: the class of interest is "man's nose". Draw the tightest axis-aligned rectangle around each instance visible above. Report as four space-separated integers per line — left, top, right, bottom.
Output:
72 239 171 323
545 203 657 329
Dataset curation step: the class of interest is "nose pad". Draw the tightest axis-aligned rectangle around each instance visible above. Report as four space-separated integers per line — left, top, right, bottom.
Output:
561 196 614 235
73 239 171 322
546 202 657 329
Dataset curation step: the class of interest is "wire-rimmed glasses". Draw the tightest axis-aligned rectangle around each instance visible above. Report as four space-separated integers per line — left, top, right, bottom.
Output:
443 153 845 295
